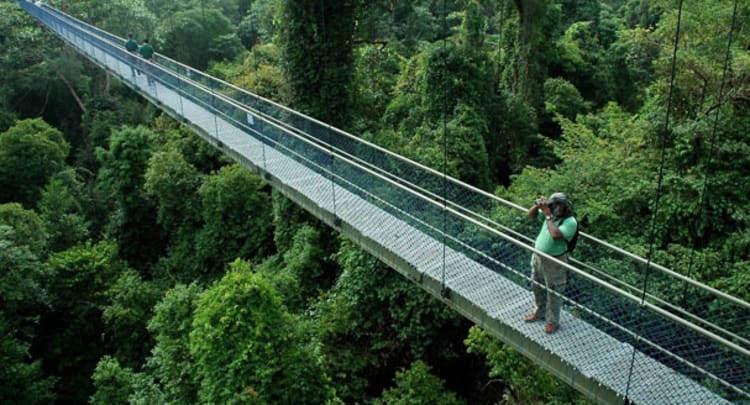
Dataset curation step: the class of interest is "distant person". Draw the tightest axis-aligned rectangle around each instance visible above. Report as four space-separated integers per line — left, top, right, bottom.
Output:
124 33 138 76
524 192 578 334
138 39 155 85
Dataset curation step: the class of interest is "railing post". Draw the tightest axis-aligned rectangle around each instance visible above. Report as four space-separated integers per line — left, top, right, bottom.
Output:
177 76 185 117
326 122 338 224
212 96 220 142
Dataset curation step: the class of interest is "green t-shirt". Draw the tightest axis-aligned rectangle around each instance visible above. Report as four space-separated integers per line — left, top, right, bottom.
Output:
139 43 154 59
124 38 138 52
534 214 578 256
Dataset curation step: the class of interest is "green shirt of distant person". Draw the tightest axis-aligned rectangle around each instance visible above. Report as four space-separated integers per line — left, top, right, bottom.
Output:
124 37 138 52
139 41 154 60
534 213 577 256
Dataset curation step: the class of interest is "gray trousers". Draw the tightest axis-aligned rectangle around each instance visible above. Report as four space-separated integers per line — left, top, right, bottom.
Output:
531 252 569 325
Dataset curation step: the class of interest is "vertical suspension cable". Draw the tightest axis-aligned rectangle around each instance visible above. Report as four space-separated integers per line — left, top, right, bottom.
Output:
624 0 684 399
320 0 337 219
680 0 739 304
440 0 448 295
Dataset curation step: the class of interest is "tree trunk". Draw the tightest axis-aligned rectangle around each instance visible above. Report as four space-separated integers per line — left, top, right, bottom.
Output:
513 0 549 120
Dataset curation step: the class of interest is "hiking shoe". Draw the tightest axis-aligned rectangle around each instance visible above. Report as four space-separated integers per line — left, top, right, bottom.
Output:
525 313 542 322
544 323 558 334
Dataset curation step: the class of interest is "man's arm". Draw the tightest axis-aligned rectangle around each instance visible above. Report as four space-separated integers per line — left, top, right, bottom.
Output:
527 197 546 218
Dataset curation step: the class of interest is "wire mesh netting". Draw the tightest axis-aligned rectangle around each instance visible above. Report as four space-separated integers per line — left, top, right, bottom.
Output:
20 1 750 403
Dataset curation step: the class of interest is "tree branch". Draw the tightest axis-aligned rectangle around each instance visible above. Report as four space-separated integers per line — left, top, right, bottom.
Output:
57 72 87 113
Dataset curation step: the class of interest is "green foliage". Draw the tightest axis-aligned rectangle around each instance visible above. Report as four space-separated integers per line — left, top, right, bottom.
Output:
97 126 155 206
486 91 541 179
37 173 90 252
0 225 49 337
277 224 338 311
143 147 204 281
90 356 165 405
209 43 287 101
195 164 273 275
190 260 333 403
355 2 441 57
382 42 496 188
237 0 281 49
558 0 601 28
351 44 402 132
544 77 588 121
465 326 588 404
622 0 663 29
603 26 659 111
151 117 226 174
279 0 358 127
421 44 490 121
146 283 202 404
376 360 464 405
410 103 492 190
314 239 465 403
56 0 157 40
157 8 240 70
506 103 655 244
97 125 165 267
0 118 69 207
78 95 152 171
272 188 319 255
0 4 90 133
0 202 47 256
102 269 161 368
144 148 203 237
41 241 126 403
90 356 137 405
552 20 612 105
512 0 561 117
0 315 56 405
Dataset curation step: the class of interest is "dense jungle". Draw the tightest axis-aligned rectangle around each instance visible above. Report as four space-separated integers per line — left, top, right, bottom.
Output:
0 0 748 403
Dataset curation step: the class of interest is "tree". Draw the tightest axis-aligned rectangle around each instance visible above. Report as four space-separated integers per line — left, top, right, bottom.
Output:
37 173 90 253
279 0 358 128
90 356 138 405
0 202 47 257
144 148 203 239
97 125 165 268
146 283 202 404
195 164 273 276
541 77 589 137
54 0 157 40
102 269 161 369
39 241 126 403
512 0 561 118
157 8 242 71
603 26 659 111
376 360 464 405
314 239 467 403
0 315 56 405
0 4 91 134
465 326 586 404
190 260 333 403
256 225 335 314
237 0 281 49
0 118 69 207
0 225 49 337
272 187 316 255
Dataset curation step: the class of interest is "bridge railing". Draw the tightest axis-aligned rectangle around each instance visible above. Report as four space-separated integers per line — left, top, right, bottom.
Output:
21 1 750 402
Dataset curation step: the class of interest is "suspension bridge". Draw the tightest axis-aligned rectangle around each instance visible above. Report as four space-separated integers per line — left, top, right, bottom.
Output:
17 1 750 403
